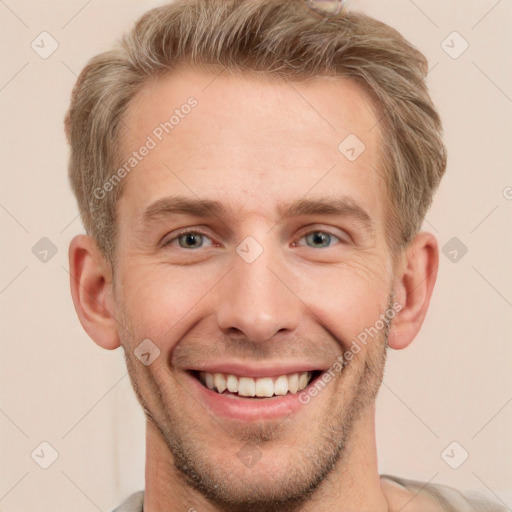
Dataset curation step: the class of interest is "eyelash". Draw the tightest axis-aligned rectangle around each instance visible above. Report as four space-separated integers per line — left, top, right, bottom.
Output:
162 227 348 249
162 229 217 249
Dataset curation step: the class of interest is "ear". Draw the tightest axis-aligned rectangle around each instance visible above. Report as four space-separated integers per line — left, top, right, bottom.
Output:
388 231 439 350
68 234 121 350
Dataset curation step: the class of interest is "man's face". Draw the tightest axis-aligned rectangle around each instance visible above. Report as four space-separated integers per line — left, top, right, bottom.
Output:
113 67 395 508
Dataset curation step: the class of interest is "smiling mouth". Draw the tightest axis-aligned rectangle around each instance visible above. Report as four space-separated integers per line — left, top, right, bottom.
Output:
190 370 323 399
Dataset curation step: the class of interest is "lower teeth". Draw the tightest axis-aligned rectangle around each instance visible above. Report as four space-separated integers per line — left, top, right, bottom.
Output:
223 390 278 399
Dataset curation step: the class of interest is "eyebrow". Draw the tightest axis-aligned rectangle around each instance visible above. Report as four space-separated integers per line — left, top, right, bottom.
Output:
142 195 374 233
282 197 373 232
143 196 229 224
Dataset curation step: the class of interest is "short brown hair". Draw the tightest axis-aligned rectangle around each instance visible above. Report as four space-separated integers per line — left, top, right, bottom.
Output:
65 0 446 266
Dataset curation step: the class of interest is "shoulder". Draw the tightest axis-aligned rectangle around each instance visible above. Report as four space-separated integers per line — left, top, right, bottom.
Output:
381 474 508 512
110 490 144 512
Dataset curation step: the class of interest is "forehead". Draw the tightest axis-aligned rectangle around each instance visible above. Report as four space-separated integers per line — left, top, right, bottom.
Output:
117 66 386 226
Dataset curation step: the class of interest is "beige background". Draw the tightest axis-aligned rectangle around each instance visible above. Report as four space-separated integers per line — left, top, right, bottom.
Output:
1 0 511 511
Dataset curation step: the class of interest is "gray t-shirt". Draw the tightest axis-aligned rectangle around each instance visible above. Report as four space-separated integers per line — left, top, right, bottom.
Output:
380 475 508 511
112 490 143 512
111 476 508 511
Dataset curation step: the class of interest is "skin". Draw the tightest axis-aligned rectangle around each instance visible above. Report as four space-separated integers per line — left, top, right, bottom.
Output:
69 66 439 511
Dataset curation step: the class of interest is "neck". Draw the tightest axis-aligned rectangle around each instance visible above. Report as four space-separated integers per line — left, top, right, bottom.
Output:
143 406 388 512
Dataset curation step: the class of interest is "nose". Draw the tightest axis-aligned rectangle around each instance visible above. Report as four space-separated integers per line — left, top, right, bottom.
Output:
215 240 302 344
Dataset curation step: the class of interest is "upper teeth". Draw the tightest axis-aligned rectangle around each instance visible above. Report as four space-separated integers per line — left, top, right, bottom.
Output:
199 371 313 397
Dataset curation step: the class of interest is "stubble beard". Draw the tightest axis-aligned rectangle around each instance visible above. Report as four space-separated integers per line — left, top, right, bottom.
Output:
118 301 390 512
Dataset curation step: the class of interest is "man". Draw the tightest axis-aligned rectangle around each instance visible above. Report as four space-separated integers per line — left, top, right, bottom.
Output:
64 1 506 511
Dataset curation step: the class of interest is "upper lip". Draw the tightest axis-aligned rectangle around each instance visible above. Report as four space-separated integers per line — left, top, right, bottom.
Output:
187 362 326 379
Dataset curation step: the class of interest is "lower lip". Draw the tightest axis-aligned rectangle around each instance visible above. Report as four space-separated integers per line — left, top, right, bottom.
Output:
185 371 321 422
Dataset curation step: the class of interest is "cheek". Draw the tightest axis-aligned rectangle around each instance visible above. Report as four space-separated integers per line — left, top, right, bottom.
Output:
116 249 392 354
291 257 391 348
117 262 221 342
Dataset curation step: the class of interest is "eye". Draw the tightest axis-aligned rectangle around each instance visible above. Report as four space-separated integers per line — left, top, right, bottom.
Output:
296 229 345 249
162 230 215 249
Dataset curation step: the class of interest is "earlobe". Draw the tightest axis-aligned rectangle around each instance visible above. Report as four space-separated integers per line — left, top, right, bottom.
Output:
68 234 121 350
388 232 439 350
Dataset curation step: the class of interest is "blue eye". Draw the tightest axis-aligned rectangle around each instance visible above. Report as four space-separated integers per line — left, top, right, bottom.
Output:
163 228 345 251
164 231 213 249
301 230 341 248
